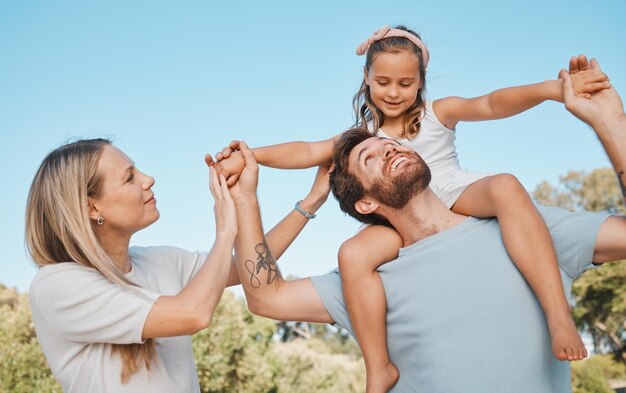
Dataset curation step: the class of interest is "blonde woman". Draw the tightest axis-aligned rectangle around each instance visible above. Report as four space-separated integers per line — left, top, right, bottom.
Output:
25 138 329 392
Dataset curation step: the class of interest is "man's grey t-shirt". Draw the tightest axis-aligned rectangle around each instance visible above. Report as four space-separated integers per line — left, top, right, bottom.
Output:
311 206 609 393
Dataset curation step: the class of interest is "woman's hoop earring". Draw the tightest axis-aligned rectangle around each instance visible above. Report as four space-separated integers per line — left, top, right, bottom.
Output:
97 216 105 226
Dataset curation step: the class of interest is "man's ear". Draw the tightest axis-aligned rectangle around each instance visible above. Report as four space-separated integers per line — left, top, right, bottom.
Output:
87 198 101 221
355 197 379 215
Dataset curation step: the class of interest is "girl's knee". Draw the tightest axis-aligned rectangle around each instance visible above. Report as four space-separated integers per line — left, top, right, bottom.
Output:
489 173 527 199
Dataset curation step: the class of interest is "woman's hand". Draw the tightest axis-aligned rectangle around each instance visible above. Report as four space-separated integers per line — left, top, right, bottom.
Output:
209 166 237 241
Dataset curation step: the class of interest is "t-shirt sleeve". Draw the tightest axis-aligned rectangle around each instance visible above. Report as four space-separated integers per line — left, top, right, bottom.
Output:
538 205 610 279
309 269 354 335
30 264 160 345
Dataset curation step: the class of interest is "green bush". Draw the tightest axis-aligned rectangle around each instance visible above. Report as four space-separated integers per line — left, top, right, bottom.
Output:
0 284 60 393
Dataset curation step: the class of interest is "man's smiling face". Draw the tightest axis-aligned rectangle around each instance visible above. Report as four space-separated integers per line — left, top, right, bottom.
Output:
348 136 431 209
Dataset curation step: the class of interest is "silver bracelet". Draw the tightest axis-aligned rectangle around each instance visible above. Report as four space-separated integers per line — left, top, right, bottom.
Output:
295 200 316 219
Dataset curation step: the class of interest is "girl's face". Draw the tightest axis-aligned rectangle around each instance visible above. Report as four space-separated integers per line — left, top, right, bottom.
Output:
365 50 422 123
90 145 159 237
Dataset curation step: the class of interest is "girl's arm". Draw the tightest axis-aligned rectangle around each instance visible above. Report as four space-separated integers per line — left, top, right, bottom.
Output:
214 137 335 186
252 138 335 168
142 168 236 339
434 70 610 129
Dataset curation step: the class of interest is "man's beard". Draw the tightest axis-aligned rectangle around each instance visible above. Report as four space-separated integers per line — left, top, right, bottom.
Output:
368 152 431 209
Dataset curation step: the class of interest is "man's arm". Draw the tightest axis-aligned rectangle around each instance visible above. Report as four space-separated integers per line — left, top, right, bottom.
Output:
221 164 331 288
230 141 333 323
561 58 626 263
561 60 626 203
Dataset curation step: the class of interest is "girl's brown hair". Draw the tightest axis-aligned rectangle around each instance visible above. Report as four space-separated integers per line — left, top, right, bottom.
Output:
353 25 427 139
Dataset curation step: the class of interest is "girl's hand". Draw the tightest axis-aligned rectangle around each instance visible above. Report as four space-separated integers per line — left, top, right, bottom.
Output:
215 140 239 161
565 54 610 98
215 152 245 187
209 166 237 241
213 141 246 186
568 69 610 98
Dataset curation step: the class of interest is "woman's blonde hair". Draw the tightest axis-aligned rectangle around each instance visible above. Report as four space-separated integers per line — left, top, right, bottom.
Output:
25 138 157 383
353 25 428 139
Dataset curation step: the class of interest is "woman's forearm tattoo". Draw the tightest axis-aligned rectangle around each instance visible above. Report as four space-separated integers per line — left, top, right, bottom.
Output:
618 170 626 199
244 241 280 289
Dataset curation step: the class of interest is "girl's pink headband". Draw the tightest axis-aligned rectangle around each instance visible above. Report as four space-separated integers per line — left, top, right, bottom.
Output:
356 26 429 69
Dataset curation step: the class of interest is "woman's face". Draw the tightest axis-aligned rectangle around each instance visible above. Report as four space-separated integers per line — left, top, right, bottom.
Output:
91 145 159 236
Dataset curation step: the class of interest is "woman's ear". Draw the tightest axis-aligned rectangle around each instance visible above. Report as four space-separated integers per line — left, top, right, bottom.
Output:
87 198 101 221
364 67 370 86
355 197 379 215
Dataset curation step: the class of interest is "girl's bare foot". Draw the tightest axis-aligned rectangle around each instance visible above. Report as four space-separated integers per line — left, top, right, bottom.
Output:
366 362 399 393
548 315 587 361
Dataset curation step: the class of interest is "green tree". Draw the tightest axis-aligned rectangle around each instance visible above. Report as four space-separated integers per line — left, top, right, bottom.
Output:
534 168 626 364
192 290 276 393
270 339 365 393
571 355 626 393
192 290 366 392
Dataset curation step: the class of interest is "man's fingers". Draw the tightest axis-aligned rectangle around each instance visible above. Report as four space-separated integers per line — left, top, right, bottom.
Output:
578 54 591 71
590 58 602 73
221 148 232 158
229 140 241 149
569 56 579 74
239 141 258 171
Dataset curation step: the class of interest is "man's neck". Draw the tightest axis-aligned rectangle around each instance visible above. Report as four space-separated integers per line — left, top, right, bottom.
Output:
381 189 468 247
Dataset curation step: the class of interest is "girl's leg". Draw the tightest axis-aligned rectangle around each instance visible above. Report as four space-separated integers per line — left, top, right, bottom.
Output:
339 225 403 393
452 174 587 361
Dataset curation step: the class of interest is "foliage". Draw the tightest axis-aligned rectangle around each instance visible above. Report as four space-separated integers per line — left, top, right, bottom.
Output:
270 339 365 393
533 168 624 214
0 284 60 393
192 290 365 392
572 355 626 393
192 290 276 393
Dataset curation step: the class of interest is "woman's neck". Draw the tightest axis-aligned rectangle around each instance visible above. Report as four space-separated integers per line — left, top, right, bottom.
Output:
97 231 132 273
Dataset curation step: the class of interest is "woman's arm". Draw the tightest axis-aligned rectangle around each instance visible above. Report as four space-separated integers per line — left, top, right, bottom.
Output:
142 168 237 339
434 70 609 129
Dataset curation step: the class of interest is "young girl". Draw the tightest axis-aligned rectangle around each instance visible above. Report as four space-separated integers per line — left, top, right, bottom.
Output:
215 26 609 392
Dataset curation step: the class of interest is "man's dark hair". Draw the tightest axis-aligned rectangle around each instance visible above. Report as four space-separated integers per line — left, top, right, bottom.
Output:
329 128 391 227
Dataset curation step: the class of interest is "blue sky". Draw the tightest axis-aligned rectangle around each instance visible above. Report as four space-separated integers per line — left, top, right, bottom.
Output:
1 0 625 292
